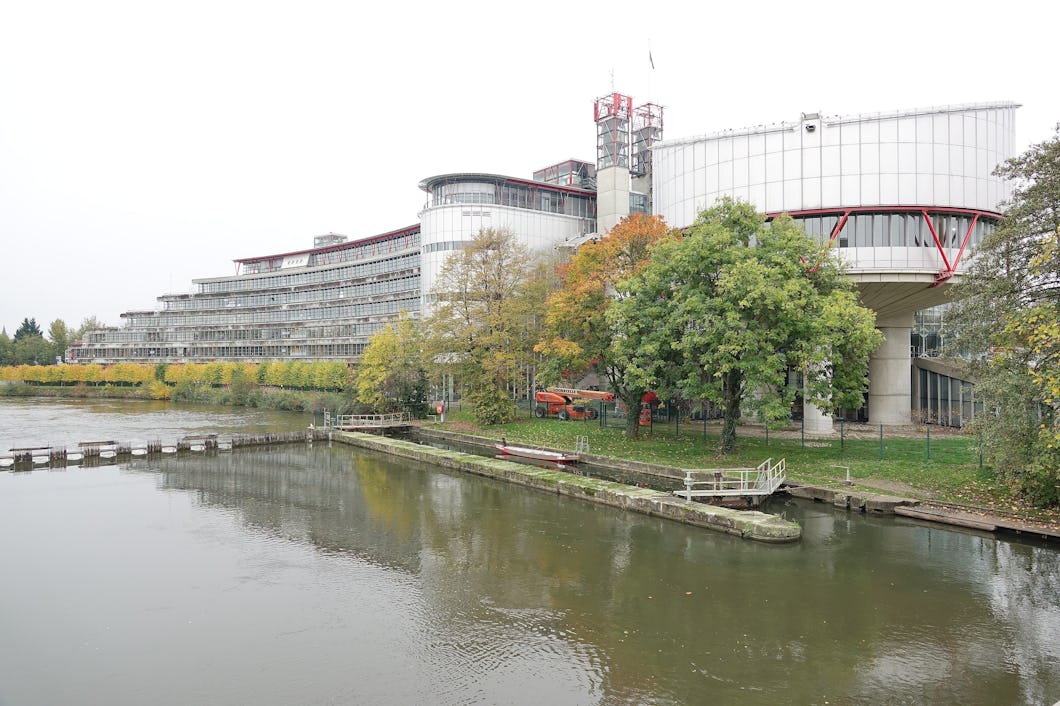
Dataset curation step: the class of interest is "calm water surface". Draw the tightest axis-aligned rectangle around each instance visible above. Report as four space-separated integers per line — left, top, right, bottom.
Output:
0 401 1058 705
0 397 312 450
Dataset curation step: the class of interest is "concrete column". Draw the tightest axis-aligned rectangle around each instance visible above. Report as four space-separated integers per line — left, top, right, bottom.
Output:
869 313 914 425
803 401 834 436
596 165 630 233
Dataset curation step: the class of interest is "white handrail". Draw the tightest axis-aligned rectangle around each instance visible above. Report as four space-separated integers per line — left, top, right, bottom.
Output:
676 458 785 499
331 412 411 428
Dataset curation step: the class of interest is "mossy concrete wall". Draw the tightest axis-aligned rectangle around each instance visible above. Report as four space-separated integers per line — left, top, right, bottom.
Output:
333 431 800 543
412 427 685 481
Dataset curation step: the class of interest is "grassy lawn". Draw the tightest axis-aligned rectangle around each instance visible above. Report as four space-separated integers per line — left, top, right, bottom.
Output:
433 407 1058 521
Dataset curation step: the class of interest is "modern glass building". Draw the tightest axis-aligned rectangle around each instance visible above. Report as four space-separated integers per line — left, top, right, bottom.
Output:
71 173 596 364
650 101 1018 427
72 227 422 362
71 97 1017 428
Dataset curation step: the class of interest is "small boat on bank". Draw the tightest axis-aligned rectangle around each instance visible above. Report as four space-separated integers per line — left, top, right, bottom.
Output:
494 443 580 464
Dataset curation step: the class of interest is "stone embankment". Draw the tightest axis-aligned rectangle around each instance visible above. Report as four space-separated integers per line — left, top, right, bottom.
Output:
410 427 1060 544
332 430 800 543
782 482 1060 542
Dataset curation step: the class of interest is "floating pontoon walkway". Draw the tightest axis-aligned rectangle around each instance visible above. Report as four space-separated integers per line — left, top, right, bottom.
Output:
674 458 786 506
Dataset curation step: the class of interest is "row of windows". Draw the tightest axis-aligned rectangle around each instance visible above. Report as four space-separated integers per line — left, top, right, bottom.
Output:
795 213 995 249
197 253 420 295
73 342 368 361
915 368 978 428
164 276 420 312
86 320 390 346
188 322 388 342
241 232 420 274
422 240 470 254
130 297 419 328
427 181 596 219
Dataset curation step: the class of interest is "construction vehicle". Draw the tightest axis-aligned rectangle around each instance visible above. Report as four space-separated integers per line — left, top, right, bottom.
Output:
534 387 615 421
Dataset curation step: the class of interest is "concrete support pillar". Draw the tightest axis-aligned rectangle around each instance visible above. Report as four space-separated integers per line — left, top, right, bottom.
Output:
869 314 914 425
801 355 833 436
803 400 834 436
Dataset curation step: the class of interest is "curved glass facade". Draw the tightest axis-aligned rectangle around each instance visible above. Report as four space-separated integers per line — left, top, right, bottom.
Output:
652 103 1017 228
418 173 596 311
422 175 596 219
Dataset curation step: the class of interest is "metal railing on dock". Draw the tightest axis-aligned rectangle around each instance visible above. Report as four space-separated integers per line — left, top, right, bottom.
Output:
675 458 786 501
329 412 412 430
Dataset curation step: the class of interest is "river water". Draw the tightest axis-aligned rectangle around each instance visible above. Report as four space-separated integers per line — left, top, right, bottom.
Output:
0 400 1058 705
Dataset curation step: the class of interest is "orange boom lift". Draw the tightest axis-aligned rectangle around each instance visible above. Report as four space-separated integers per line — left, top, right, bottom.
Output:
533 387 615 421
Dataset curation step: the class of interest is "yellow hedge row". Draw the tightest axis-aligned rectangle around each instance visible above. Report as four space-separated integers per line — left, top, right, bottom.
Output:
0 361 352 391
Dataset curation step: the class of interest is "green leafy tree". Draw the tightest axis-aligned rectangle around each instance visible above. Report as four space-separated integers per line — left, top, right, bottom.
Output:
13 334 53 366
14 318 42 342
951 125 1060 505
537 213 678 438
608 198 881 452
0 329 12 366
355 315 428 414
427 228 533 425
47 319 71 363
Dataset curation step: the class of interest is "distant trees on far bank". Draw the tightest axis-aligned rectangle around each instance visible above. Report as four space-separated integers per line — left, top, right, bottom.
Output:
0 316 104 367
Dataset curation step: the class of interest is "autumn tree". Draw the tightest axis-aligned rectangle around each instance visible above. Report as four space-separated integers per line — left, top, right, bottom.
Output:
426 228 534 425
536 213 678 438
951 126 1060 506
355 314 429 415
608 199 880 452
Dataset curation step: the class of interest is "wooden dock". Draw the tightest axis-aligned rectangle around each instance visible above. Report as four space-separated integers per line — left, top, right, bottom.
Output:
2 430 330 471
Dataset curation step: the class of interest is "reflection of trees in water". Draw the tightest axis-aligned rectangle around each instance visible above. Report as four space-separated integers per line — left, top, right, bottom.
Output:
132 447 1060 705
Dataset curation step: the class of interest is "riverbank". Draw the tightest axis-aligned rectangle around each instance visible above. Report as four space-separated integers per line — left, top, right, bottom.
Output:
332 430 801 543
4 390 1058 534
0 380 352 414
423 414 1060 537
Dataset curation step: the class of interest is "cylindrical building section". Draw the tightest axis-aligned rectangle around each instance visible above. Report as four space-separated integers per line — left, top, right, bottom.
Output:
417 174 596 310
650 102 1019 425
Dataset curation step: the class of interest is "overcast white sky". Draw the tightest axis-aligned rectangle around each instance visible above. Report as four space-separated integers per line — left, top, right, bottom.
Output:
1 0 1057 337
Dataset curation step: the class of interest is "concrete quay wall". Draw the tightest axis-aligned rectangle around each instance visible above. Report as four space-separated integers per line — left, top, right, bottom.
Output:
332 431 801 543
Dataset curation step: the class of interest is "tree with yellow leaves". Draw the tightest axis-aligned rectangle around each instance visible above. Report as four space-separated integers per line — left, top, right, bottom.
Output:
952 126 1060 505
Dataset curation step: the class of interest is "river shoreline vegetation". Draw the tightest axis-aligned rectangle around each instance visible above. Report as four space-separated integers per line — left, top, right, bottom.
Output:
0 361 362 415
2 134 1058 511
7 374 1054 527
